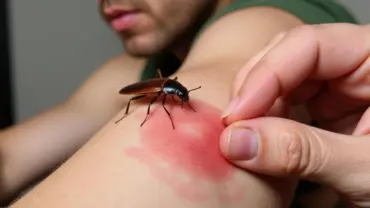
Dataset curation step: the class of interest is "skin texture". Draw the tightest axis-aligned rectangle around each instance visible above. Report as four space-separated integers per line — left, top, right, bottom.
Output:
9 70 293 208
0 54 145 204
220 23 370 207
0 1 306 206
223 23 370 134
125 99 240 203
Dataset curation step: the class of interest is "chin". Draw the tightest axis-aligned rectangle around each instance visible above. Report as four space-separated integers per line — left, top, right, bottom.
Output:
124 47 158 58
122 33 171 57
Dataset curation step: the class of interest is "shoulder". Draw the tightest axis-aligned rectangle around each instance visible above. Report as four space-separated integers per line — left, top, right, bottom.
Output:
67 52 148 105
86 52 146 83
182 5 303 68
182 0 356 68
99 53 147 75
201 0 357 31
78 52 147 91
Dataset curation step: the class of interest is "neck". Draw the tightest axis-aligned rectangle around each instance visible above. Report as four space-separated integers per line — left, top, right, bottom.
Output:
171 38 193 61
170 0 232 61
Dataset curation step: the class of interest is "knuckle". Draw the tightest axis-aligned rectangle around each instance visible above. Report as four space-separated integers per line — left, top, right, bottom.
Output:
289 24 318 41
278 126 324 177
278 129 306 175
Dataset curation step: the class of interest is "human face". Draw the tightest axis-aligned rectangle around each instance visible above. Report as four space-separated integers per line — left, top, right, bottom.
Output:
99 0 217 57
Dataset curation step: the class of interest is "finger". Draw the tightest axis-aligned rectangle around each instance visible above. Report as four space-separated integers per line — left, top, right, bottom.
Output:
219 117 370 193
222 23 370 124
265 97 290 118
230 33 290 119
289 80 322 105
320 109 365 134
307 86 368 123
231 32 287 98
353 106 370 135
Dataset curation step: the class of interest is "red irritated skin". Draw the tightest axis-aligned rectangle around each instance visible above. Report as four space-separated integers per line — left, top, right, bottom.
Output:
124 99 244 204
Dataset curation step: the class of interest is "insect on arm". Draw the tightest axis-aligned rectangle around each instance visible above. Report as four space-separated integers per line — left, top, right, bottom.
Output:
115 69 201 129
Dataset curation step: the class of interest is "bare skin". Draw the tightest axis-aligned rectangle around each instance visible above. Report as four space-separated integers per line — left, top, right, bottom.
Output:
1 2 305 207
220 23 370 207
0 54 146 203
10 65 296 208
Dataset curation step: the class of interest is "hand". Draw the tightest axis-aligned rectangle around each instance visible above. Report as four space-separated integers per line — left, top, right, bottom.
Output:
222 23 370 135
219 23 370 207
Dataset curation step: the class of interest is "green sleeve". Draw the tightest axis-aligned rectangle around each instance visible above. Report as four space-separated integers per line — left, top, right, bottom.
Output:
198 0 357 37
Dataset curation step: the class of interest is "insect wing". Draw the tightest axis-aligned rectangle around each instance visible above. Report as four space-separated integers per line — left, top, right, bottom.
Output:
119 79 167 94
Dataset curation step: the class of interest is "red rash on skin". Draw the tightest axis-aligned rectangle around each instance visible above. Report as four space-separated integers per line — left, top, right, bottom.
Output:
124 99 242 203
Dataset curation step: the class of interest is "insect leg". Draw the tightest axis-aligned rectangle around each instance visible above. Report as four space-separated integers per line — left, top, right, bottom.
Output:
115 95 146 123
171 95 183 106
171 95 176 103
140 94 160 127
187 102 196 112
125 95 147 115
161 95 175 129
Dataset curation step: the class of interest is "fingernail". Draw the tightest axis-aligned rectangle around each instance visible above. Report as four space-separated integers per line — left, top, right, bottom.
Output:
226 127 259 160
221 96 239 118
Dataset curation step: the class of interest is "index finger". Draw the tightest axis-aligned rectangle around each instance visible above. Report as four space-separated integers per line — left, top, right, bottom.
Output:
223 23 370 124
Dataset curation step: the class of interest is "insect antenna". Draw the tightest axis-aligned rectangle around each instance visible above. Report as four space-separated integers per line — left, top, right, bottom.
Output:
188 86 201 93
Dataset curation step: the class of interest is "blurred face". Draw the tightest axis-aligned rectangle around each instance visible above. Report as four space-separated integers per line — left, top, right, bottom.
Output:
99 0 218 57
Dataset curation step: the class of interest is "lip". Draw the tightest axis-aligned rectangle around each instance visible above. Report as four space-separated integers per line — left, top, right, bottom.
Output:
104 6 139 31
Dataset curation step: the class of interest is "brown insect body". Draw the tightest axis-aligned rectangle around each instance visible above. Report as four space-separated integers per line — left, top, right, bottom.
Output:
119 79 167 95
115 69 201 129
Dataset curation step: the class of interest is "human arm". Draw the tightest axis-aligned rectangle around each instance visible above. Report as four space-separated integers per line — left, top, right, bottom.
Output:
10 69 296 208
10 6 305 208
0 54 145 205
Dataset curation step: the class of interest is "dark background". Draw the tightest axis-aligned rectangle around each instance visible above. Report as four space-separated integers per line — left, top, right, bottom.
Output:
0 0 14 129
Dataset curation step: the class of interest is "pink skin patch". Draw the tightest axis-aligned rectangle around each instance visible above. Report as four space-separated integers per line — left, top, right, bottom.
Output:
124 99 242 203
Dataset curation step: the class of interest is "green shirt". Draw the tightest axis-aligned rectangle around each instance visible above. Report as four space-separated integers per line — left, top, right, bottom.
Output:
140 0 357 81
139 1 357 207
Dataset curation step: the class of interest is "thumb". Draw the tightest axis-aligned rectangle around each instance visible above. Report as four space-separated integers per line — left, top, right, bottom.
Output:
219 117 370 192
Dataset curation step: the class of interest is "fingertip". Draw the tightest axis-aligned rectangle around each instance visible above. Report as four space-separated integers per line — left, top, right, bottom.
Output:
220 109 244 126
353 107 370 136
221 112 259 126
220 92 259 123
223 32 288 120
219 127 231 158
219 123 259 162
220 96 240 119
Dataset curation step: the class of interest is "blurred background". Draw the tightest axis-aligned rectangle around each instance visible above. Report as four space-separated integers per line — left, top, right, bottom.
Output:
1 0 370 128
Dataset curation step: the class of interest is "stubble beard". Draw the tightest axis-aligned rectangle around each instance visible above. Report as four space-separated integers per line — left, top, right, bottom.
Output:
120 0 218 58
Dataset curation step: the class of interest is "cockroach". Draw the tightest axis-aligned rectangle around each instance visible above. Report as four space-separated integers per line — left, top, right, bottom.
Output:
115 69 201 129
